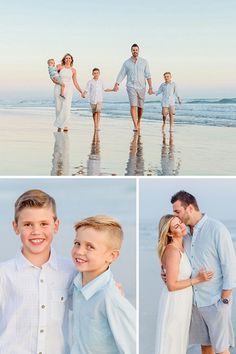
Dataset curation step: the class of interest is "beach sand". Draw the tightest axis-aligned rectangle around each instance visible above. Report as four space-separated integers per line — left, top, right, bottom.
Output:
0 107 235 176
139 239 236 354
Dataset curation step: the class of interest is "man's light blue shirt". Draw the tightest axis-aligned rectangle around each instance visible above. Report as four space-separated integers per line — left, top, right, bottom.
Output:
116 57 151 90
155 82 179 107
71 268 136 354
183 214 236 308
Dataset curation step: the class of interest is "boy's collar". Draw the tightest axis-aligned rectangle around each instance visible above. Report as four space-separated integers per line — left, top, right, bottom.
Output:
16 248 58 271
74 267 112 300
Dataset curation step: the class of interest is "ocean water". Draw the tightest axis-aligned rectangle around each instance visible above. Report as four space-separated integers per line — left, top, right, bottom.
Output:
1 97 236 128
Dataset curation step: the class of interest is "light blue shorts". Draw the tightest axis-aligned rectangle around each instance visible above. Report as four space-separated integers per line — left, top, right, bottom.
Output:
189 299 234 352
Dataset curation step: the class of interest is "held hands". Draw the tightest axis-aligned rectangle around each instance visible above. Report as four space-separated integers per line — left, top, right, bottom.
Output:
113 83 119 92
148 87 155 95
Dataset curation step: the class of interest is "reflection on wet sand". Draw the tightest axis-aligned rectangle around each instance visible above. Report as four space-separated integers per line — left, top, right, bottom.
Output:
72 130 101 176
157 131 181 175
51 132 69 175
87 130 101 176
125 132 144 175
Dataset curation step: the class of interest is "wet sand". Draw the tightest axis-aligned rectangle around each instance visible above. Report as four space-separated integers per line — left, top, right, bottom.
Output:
0 107 235 176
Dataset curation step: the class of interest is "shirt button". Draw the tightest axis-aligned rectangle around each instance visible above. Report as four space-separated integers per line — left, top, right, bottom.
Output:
41 305 45 309
40 329 44 333
61 297 64 301
40 279 44 283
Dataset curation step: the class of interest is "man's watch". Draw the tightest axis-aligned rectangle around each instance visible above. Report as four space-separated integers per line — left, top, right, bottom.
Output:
221 298 230 304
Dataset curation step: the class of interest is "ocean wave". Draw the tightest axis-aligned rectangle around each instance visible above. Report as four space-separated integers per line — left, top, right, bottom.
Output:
187 98 236 104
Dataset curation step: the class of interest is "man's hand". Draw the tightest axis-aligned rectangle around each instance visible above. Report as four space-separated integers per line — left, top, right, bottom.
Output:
148 87 155 95
161 265 167 283
113 83 119 92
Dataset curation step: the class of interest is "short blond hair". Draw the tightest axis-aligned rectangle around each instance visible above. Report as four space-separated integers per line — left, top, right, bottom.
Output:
74 215 123 249
14 189 57 223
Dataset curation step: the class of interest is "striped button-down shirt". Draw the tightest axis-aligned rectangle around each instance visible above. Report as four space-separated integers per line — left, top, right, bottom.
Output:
184 214 236 307
116 57 151 90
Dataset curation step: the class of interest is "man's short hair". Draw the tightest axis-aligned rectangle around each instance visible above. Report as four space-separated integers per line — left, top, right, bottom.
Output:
14 189 57 222
131 43 139 50
171 190 199 211
164 72 171 76
92 67 100 73
75 215 123 249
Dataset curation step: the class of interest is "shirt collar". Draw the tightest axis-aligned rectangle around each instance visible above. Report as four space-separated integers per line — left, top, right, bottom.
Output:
15 248 58 271
73 268 113 301
194 213 208 231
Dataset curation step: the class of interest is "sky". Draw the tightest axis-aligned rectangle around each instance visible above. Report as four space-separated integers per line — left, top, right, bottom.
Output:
140 177 236 225
0 178 136 298
0 0 236 99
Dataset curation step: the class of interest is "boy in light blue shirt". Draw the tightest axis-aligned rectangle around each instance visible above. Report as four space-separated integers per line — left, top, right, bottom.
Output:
154 72 181 132
71 215 136 354
47 58 66 99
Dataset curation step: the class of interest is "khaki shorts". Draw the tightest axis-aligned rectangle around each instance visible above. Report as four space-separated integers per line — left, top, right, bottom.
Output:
189 300 234 352
127 87 145 108
162 106 175 116
90 103 102 113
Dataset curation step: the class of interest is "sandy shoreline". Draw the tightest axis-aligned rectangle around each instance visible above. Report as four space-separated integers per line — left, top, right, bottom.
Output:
0 107 235 176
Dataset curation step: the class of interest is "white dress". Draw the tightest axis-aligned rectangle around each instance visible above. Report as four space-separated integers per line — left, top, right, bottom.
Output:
155 251 193 354
54 68 74 128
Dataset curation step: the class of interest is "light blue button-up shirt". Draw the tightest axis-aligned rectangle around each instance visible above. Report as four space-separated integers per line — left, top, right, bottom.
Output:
183 214 236 308
116 57 151 90
71 268 136 354
155 82 179 107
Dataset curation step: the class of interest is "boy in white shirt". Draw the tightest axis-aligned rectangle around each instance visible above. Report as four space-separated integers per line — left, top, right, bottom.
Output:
0 189 76 354
82 68 114 131
71 215 136 354
154 72 181 132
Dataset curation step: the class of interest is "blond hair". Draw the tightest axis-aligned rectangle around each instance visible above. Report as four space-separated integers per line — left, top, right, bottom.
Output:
157 214 175 260
14 189 57 222
75 215 123 249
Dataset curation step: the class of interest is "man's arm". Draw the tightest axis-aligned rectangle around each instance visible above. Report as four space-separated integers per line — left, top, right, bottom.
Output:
217 223 236 299
113 62 127 91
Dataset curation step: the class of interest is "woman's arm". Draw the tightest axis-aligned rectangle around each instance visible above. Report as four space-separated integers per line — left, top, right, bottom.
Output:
163 246 213 292
72 68 82 94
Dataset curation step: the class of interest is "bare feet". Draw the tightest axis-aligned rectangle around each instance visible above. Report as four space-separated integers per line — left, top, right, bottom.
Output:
63 127 68 132
57 128 62 132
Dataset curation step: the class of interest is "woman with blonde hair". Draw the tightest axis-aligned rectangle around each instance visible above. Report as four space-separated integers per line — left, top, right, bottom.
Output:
54 53 83 132
155 214 213 354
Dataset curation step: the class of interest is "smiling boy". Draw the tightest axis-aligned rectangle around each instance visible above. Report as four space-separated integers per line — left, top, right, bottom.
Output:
71 215 136 354
0 189 75 354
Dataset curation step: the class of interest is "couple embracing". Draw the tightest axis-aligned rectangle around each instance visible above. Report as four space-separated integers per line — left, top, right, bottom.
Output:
156 191 236 354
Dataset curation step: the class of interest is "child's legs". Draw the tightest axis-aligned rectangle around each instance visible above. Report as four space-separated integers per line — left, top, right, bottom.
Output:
169 106 175 130
53 76 65 96
162 107 168 129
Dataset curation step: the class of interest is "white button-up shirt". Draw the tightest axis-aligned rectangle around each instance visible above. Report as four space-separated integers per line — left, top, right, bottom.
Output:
85 79 106 104
184 214 236 307
71 268 136 354
155 82 179 107
116 57 151 90
0 249 76 354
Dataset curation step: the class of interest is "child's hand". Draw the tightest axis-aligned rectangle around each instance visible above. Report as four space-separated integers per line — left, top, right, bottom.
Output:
81 92 86 98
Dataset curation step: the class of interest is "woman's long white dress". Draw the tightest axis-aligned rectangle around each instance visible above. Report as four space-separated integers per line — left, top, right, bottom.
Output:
54 68 74 129
155 251 193 354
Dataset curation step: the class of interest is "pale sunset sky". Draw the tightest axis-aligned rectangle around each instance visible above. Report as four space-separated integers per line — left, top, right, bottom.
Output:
0 0 235 99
